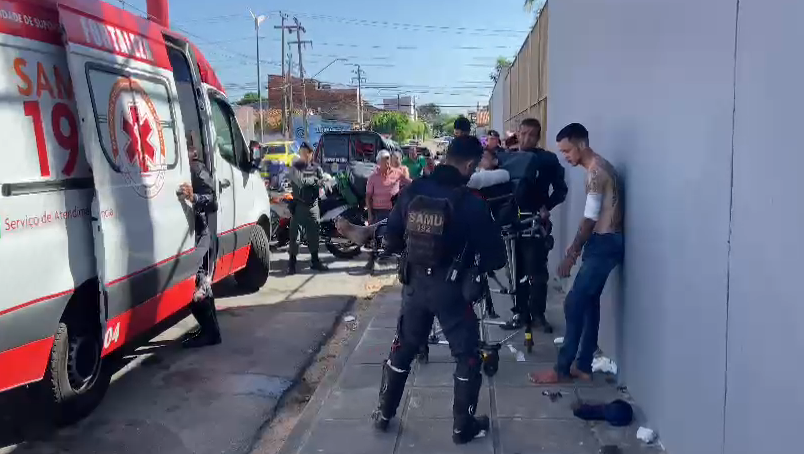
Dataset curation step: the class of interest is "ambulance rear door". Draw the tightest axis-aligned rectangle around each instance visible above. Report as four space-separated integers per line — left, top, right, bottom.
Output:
56 0 198 354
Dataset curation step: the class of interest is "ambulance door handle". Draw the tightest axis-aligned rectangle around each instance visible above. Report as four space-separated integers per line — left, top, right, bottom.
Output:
219 179 231 191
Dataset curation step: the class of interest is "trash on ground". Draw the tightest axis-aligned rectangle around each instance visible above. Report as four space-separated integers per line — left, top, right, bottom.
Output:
592 356 618 374
506 343 526 362
554 336 564 345
343 315 356 323
542 390 563 402
572 399 633 426
636 426 657 444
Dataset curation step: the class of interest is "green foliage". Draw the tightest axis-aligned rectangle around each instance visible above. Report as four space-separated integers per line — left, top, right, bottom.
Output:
237 92 267 106
408 120 430 140
432 114 460 136
370 111 412 142
416 103 441 123
490 56 513 83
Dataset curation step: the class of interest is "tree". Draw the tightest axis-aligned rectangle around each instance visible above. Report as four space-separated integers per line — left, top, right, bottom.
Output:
408 120 429 140
524 0 546 12
489 56 512 83
416 103 441 124
236 92 267 105
370 111 411 142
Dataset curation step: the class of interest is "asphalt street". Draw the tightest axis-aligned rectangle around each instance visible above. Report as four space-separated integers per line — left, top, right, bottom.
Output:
0 249 395 454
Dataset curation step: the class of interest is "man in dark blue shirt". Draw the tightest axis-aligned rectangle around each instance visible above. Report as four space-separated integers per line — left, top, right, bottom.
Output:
372 136 507 444
499 118 568 335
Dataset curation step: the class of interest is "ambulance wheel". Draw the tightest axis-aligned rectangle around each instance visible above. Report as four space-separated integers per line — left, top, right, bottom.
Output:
235 224 271 291
41 318 110 426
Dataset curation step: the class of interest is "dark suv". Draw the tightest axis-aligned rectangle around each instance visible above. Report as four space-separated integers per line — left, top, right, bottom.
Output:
314 131 398 174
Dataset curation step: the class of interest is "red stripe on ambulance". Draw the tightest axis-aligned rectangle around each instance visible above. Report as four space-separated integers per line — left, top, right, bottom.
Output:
58 1 172 69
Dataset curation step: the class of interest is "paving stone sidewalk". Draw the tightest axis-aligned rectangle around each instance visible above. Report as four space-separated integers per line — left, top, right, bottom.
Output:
278 284 666 454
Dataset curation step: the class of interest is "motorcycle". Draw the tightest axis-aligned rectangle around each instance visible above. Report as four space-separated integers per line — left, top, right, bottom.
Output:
268 174 367 259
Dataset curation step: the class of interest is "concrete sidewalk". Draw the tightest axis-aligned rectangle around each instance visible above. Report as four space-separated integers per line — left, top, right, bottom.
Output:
277 285 666 454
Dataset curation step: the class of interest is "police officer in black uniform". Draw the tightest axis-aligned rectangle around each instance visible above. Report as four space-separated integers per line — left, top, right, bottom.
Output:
500 118 568 334
178 135 222 348
372 136 507 444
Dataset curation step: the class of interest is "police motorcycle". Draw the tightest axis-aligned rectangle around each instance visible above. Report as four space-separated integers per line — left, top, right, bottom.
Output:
317 159 380 259
267 171 367 258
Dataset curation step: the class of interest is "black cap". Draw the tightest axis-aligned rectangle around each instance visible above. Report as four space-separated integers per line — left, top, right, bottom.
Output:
454 116 472 133
300 141 313 151
446 135 483 161
487 129 500 138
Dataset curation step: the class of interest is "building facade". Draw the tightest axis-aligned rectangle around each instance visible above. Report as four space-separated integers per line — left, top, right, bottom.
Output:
489 1 802 453
382 96 415 119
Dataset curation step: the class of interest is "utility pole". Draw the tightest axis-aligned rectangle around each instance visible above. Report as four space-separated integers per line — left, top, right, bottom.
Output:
287 49 294 137
275 12 294 139
289 17 312 142
352 65 365 129
397 93 401 113
250 10 267 142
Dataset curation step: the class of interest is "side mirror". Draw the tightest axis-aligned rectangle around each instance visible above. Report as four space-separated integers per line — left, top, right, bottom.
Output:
249 140 263 168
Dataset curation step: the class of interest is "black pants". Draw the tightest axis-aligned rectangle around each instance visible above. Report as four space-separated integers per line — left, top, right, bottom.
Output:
389 269 482 379
513 235 549 324
190 220 219 331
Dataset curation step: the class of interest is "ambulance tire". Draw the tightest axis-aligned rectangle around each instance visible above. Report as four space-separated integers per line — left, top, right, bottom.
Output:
41 319 110 426
235 224 271 291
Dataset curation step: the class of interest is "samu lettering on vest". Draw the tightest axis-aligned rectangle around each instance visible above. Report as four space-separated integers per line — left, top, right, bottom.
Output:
407 211 445 234
78 16 155 62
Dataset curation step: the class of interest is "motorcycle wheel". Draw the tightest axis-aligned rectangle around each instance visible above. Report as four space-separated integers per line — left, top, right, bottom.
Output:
324 208 364 259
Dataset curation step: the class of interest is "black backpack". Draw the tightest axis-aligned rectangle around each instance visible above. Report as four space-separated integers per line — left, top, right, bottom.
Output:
405 188 466 268
497 150 541 210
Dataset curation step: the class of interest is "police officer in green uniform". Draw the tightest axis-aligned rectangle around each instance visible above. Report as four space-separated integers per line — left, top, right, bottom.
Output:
287 142 329 275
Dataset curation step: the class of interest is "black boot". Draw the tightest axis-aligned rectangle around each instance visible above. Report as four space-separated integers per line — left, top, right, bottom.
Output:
363 253 376 273
310 252 329 271
452 373 489 444
532 315 554 334
287 256 297 275
371 361 409 432
529 279 553 333
499 313 523 331
183 297 222 348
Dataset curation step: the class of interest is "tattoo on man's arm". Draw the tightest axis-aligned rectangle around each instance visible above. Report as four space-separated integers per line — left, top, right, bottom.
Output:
569 218 596 258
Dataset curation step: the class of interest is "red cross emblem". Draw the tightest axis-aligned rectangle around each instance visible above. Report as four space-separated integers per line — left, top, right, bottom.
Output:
121 104 156 172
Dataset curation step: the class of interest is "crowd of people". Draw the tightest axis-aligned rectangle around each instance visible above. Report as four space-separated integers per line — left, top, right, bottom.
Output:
179 113 623 444
367 116 624 445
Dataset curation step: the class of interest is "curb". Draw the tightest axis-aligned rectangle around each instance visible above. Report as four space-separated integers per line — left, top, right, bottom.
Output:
276 285 400 454
245 294 357 454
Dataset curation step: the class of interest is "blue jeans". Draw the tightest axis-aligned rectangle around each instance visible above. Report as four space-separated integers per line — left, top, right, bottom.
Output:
556 233 624 376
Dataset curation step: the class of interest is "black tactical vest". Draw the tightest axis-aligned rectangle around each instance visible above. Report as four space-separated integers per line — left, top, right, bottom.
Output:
405 189 463 268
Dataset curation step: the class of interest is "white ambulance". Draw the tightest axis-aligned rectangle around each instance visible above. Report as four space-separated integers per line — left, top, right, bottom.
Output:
0 0 272 423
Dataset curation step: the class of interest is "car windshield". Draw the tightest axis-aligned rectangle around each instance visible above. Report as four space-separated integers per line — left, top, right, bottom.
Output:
263 145 286 155
319 133 378 163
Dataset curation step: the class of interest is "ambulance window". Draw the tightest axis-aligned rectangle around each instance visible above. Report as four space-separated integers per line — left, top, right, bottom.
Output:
209 98 237 165
86 67 178 172
166 47 206 165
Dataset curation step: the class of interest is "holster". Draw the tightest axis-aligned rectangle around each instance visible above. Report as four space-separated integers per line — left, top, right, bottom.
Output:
398 253 410 285
461 266 483 302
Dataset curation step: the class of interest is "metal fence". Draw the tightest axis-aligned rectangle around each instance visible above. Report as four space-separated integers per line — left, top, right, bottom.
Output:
492 2 549 143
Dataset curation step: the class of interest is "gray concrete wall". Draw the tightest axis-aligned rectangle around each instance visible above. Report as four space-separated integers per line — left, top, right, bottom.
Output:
725 1 804 453
546 1 744 453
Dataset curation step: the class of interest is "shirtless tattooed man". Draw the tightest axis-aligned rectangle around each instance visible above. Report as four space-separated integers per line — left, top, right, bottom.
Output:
529 123 624 384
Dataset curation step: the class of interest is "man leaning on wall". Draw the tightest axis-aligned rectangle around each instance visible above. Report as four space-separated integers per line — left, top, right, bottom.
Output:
529 123 624 384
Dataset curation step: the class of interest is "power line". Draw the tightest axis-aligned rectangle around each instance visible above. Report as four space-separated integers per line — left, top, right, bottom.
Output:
171 10 528 37
202 35 518 52
117 0 282 68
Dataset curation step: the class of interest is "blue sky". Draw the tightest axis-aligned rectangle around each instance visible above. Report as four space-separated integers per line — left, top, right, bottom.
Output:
122 0 539 114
